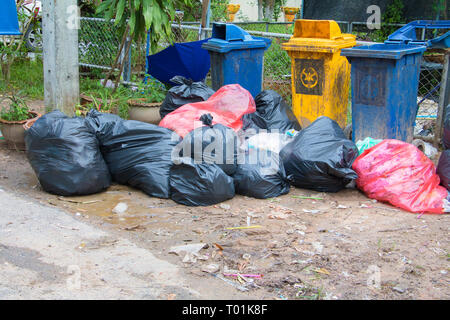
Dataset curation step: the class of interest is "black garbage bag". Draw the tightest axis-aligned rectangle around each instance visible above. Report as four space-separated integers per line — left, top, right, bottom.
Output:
437 150 450 191
280 116 359 193
242 90 301 132
169 157 235 206
179 113 239 175
85 109 123 134
25 111 111 196
443 104 450 149
90 115 181 199
160 76 215 119
233 149 290 199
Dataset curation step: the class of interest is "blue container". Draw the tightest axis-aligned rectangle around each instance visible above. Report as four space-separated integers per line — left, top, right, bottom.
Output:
0 0 21 36
341 43 426 143
385 20 450 49
202 23 271 98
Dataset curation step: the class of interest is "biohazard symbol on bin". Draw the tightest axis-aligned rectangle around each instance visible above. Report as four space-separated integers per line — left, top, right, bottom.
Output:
295 58 324 95
301 67 319 89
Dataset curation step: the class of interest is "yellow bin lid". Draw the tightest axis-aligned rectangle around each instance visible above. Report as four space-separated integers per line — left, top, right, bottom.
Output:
282 19 356 53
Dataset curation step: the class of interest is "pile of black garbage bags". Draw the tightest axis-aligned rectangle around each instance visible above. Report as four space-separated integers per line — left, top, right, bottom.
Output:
25 78 360 206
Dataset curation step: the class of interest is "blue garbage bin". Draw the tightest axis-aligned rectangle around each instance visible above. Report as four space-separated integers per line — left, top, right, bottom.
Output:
341 43 426 143
202 23 272 98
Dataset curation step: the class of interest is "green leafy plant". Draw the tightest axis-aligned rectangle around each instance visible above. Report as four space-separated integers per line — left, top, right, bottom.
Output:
96 0 193 91
372 0 405 42
211 0 229 22
0 95 31 122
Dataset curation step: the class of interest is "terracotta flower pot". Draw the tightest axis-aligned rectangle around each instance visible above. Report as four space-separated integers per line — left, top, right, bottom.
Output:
0 111 41 151
227 4 240 22
282 7 300 22
127 99 161 125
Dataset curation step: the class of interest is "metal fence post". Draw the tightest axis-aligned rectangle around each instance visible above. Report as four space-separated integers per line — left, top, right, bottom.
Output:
122 36 132 83
435 49 450 146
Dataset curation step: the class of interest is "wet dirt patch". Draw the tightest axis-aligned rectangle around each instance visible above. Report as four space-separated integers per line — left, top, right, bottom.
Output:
0 142 448 300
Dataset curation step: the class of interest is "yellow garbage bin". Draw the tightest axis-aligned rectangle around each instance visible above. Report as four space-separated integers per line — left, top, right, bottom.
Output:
282 20 356 128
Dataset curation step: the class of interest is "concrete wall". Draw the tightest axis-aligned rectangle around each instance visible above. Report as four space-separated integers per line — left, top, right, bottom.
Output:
232 0 303 22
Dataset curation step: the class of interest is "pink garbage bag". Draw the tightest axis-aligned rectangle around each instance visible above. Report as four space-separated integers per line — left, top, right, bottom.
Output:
352 139 447 214
159 84 256 138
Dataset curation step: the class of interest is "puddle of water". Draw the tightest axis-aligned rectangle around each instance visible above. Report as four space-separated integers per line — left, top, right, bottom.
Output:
54 184 182 229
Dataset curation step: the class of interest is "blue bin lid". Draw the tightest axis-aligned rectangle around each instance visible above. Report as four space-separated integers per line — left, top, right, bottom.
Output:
341 43 426 60
202 23 272 53
0 0 21 36
385 20 450 48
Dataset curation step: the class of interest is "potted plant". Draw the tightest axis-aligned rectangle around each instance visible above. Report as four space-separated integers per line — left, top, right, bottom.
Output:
226 4 240 22
127 80 167 124
0 95 40 150
282 7 299 22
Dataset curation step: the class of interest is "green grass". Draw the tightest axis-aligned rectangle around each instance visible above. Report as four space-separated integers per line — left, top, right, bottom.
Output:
1 58 167 119
0 58 44 100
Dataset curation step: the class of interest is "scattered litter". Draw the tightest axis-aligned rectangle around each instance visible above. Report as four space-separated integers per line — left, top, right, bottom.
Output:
292 195 324 200
210 273 249 292
112 202 128 215
57 197 102 204
202 264 220 274
392 286 406 294
412 139 438 159
336 204 348 209
314 268 331 275
219 204 231 210
169 243 207 256
225 225 263 230
122 224 145 231
223 273 263 278
302 209 320 214
242 253 251 261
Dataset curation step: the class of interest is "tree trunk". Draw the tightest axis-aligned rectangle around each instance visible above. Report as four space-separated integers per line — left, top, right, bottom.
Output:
257 0 264 20
264 0 275 21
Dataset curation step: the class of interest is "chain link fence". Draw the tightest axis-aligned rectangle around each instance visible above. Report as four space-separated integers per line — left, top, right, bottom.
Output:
78 17 449 143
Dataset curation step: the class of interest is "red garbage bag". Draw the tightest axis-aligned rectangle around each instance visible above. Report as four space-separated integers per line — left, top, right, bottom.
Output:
159 84 256 138
352 139 447 214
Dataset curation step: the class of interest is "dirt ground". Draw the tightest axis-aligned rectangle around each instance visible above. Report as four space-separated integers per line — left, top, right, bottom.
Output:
0 100 448 300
